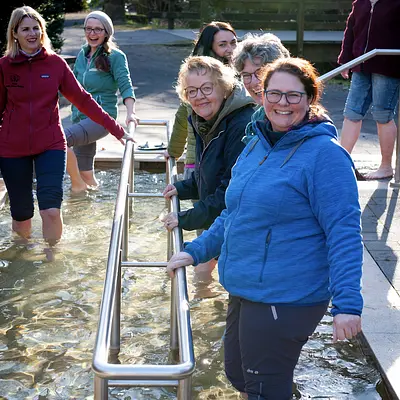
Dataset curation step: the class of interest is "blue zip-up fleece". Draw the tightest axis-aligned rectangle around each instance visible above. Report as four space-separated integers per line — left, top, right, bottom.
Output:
184 117 363 316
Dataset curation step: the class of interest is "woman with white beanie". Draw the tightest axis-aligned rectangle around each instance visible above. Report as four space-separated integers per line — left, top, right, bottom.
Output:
65 10 137 192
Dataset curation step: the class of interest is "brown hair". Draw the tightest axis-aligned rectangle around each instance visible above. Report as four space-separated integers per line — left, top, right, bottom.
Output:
261 57 326 118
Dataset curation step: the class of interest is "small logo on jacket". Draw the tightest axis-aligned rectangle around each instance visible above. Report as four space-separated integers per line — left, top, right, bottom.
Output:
41 74 50 78
6 74 23 88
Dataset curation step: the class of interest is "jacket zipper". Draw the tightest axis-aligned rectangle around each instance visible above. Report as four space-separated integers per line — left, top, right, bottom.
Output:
83 52 93 87
259 230 272 282
364 1 377 54
221 154 269 284
29 59 33 154
198 129 224 195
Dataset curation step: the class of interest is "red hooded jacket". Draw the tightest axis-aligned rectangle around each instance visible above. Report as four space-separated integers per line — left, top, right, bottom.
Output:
337 0 400 79
0 48 125 157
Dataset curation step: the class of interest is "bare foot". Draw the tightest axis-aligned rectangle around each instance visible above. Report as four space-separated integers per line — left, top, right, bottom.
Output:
71 182 89 193
364 166 393 180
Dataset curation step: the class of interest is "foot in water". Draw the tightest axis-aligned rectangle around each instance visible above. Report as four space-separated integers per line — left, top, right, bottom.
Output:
364 166 393 180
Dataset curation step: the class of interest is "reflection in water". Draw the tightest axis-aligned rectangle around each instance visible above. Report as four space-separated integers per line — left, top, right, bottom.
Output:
0 170 387 399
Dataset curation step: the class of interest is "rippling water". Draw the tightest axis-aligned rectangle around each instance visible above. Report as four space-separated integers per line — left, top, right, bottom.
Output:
0 170 388 399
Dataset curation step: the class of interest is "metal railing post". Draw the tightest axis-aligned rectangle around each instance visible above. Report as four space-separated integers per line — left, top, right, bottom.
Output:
178 377 192 399
92 121 195 399
94 375 108 399
110 254 121 354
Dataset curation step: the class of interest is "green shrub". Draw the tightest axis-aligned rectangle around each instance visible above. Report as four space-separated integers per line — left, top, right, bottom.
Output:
0 0 65 55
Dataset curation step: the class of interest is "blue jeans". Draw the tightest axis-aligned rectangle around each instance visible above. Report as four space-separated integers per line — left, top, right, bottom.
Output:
343 72 400 124
0 150 66 221
224 296 328 400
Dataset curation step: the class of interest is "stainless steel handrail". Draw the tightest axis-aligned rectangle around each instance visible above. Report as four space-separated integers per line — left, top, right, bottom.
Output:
92 120 195 399
318 48 400 187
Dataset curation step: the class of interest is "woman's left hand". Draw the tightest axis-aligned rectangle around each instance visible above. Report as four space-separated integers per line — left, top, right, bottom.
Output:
118 131 136 145
166 251 194 278
161 212 178 231
333 314 362 342
126 112 139 128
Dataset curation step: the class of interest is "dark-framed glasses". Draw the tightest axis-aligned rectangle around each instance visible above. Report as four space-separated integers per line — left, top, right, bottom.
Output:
264 90 306 104
241 68 263 84
84 27 105 34
185 83 214 99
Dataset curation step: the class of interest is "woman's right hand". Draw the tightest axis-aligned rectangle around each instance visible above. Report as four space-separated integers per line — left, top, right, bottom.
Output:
166 252 194 278
163 150 170 160
341 68 350 79
163 184 177 199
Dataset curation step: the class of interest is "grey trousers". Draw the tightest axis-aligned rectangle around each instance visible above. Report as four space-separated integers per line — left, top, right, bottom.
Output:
64 118 108 171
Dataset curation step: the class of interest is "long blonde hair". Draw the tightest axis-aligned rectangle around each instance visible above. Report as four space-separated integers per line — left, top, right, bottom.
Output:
5 6 54 58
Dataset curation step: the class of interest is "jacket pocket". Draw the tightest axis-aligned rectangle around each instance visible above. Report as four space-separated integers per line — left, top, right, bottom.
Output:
4 109 14 140
258 229 272 282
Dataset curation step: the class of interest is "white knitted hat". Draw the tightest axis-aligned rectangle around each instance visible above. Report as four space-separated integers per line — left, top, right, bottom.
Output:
84 11 114 36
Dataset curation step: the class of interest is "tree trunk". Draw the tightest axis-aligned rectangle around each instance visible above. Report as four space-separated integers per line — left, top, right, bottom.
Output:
103 0 125 24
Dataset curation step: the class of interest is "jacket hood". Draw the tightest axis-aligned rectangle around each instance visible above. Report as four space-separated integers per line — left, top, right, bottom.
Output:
192 83 255 135
243 111 337 167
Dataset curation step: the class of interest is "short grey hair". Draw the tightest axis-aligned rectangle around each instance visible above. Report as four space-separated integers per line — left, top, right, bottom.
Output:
233 33 290 73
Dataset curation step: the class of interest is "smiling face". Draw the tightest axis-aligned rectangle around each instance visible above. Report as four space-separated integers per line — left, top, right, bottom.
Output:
241 57 264 105
263 71 310 132
186 70 226 121
14 16 42 55
84 18 107 51
212 30 237 63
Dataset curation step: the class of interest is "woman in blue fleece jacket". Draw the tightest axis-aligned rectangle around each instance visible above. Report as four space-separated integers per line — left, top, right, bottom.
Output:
166 58 363 399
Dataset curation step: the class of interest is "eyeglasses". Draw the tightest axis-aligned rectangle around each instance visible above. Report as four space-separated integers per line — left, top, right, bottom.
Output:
241 69 263 84
264 90 306 104
84 27 105 34
184 83 214 99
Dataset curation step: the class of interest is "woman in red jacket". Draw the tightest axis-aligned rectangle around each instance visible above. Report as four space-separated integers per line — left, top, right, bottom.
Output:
0 6 131 245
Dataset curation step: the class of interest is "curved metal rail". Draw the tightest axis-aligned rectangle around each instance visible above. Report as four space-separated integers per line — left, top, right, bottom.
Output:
92 120 195 399
318 48 400 187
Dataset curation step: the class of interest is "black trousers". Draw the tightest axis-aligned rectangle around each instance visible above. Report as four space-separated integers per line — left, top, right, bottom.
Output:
224 296 328 400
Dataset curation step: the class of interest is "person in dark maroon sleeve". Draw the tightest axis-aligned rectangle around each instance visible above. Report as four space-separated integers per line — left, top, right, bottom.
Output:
0 6 132 246
337 0 400 180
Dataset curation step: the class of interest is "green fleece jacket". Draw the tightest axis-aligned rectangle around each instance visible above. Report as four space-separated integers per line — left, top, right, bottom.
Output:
168 103 196 165
71 45 135 123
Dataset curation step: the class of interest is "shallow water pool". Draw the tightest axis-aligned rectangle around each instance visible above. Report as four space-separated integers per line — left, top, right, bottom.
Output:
0 170 389 399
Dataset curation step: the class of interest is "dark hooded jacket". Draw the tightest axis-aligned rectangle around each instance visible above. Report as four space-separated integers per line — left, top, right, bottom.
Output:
175 84 255 231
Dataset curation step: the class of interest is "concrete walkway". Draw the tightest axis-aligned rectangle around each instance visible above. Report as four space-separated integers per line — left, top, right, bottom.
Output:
1 20 399 398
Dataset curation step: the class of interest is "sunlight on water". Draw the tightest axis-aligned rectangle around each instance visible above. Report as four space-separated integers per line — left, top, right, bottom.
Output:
0 170 387 399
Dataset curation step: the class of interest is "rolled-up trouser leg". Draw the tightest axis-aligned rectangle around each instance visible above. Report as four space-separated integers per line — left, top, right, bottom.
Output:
64 117 108 171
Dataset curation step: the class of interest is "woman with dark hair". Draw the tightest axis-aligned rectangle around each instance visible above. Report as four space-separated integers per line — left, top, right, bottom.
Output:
166 58 363 399
192 21 237 65
64 11 137 192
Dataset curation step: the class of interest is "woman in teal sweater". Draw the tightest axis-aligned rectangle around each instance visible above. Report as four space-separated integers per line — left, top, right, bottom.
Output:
65 11 136 192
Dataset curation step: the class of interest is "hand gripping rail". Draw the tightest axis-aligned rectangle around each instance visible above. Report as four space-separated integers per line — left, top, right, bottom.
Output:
318 48 400 187
92 120 195 399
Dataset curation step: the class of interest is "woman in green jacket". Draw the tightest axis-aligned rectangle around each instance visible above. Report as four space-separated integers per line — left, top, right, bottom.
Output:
65 11 137 192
